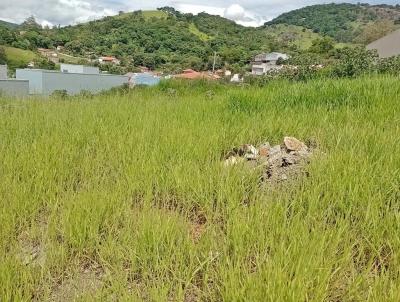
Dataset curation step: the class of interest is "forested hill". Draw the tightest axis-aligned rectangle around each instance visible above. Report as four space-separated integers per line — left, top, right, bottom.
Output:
266 3 400 44
1 8 322 72
1 4 400 72
0 20 18 28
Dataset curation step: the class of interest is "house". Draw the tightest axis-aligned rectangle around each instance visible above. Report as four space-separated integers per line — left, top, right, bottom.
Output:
98 56 120 65
366 29 400 58
16 64 128 95
0 65 29 97
251 52 289 75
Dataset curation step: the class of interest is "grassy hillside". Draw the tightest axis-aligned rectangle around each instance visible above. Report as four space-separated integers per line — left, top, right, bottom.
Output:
267 3 400 44
2 46 38 69
1 76 399 300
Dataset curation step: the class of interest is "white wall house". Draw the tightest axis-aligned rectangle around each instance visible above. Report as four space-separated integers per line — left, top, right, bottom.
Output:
251 52 289 75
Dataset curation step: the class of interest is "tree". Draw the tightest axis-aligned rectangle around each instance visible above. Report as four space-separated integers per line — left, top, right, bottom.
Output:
309 37 335 55
21 16 42 31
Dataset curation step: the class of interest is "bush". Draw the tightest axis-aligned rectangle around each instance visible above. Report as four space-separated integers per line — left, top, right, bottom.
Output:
331 47 378 78
51 89 68 99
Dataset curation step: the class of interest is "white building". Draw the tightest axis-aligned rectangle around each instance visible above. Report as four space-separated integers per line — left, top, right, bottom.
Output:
60 64 99 75
251 52 289 75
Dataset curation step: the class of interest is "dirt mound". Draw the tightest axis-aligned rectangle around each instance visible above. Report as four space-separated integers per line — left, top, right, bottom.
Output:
224 137 314 185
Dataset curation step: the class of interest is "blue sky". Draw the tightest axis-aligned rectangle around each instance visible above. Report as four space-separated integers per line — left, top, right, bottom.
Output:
0 0 398 27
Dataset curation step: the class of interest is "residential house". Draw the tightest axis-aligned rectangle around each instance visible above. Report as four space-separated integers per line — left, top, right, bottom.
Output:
251 52 289 75
366 29 400 58
98 56 120 65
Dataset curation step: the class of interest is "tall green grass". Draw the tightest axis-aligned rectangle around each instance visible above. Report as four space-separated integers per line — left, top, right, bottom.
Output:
0 76 399 301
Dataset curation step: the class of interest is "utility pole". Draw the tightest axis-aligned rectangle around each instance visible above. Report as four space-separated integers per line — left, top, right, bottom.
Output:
212 51 217 74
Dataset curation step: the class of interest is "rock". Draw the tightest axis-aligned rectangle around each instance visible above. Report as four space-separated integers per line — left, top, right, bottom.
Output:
269 145 282 156
282 154 297 166
259 143 271 157
268 145 283 166
243 144 258 160
284 137 308 152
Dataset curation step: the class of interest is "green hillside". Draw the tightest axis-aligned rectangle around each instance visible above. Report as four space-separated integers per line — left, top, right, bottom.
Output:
0 20 18 28
2 46 38 70
1 4 399 72
267 3 400 44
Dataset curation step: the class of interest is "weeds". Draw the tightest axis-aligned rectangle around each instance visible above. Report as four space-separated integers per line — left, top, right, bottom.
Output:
0 75 399 301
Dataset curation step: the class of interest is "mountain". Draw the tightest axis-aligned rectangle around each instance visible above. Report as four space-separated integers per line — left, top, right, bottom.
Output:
0 20 18 28
266 3 400 44
1 4 400 72
34 8 324 72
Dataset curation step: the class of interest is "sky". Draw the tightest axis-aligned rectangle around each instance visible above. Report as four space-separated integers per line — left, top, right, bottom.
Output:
0 0 398 28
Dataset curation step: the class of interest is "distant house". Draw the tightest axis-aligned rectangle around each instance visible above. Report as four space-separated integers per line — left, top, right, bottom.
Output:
251 52 289 75
366 29 400 58
98 56 120 65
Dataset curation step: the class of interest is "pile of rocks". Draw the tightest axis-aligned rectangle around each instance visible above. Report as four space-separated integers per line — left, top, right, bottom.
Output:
224 137 314 184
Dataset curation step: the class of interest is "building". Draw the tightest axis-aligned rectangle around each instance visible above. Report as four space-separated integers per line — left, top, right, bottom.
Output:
251 52 289 75
367 29 400 58
0 65 29 97
60 64 99 74
16 64 128 95
98 56 120 65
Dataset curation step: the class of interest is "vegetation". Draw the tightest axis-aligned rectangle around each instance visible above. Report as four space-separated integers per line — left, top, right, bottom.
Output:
0 4 399 72
0 75 399 300
1 46 38 71
267 3 400 43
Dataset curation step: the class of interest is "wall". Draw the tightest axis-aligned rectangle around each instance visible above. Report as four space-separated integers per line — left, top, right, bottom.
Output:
16 69 44 94
0 80 29 97
0 65 7 80
60 64 99 74
41 72 128 95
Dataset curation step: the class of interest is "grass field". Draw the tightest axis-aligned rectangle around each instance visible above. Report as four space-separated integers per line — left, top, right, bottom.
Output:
189 23 213 42
0 76 399 301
